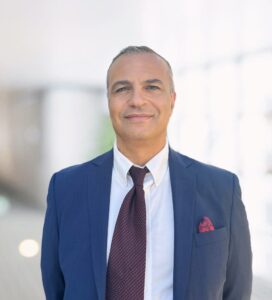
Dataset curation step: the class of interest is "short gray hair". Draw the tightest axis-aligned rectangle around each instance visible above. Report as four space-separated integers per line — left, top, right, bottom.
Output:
107 46 175 92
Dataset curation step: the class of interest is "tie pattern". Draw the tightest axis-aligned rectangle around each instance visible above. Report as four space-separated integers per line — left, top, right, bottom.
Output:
106 166 148 300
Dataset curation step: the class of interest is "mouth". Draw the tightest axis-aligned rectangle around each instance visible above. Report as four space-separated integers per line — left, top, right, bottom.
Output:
124 114 153 122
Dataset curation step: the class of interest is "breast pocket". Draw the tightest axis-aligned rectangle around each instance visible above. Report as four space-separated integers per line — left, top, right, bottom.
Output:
187 227 229 299
193 227 229 275
195 227 227 247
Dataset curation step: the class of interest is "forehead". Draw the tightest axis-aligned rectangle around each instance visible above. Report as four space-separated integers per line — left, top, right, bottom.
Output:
108 53 170 86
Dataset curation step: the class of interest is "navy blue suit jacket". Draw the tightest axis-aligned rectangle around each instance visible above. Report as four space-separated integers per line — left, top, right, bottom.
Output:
41 148 252 300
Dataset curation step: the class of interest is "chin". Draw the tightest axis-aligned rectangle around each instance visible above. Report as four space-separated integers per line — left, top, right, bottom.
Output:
119 130 147 140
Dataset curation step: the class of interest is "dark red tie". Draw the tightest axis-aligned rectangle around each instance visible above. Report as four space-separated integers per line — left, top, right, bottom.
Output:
106 166 148 300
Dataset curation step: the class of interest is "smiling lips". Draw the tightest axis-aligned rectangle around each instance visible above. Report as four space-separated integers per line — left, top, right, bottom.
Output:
125 114 153 121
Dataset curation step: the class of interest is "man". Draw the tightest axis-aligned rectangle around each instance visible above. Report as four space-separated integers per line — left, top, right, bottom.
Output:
41 46 252 300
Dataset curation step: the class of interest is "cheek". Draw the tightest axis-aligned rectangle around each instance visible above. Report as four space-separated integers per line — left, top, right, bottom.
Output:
161 106 173 123
109 103 124 125
109 101 120 115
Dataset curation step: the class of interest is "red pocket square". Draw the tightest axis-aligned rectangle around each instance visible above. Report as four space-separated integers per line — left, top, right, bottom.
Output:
198 216 215 233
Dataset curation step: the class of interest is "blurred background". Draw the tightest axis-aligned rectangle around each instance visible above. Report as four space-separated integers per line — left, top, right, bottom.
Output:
0 0 271 299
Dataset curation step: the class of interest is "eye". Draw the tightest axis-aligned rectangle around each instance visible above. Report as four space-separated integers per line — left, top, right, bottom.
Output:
146 85 160 91
114 86 130 93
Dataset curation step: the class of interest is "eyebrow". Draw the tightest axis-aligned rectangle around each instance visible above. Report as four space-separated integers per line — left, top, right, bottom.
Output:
144 79 163 85
111 80 131 91
110 78 164 92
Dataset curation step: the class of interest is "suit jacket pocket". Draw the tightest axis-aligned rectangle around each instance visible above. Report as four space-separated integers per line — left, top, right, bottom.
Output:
195 227 227 247
188 227 229 299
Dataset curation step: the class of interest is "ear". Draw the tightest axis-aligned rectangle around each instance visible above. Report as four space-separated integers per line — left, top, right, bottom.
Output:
170 92 176 110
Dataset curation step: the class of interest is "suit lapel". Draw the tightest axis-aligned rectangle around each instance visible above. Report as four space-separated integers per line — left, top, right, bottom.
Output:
87 150 113 300
169 149 196 300
87 148 196 300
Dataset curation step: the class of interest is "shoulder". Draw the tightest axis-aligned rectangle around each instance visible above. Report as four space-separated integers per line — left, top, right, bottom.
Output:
52 149 113 184
169 148 237 187
170 149 241 213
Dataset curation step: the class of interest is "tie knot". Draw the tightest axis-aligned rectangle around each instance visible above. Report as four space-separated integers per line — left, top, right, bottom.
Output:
129 166 149 187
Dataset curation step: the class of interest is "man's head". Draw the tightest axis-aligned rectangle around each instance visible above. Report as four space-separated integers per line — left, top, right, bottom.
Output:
107 46 175 93
107 46 176 149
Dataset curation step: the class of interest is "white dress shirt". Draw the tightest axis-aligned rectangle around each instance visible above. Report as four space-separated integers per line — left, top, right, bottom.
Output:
107 142 174 300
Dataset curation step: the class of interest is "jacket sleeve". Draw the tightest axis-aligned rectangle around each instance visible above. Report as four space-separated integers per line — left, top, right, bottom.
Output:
41 174 65 300
223 174 252 300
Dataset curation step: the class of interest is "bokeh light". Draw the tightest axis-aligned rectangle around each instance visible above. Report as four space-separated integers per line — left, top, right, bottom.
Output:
18 239 40 258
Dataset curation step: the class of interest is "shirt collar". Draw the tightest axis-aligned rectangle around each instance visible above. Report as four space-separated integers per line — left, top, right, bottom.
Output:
113 141 169 187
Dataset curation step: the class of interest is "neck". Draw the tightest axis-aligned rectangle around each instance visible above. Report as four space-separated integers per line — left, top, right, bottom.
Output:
116 137 167 166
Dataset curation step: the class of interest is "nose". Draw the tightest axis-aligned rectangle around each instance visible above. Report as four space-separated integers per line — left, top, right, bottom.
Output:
128 88 146 107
